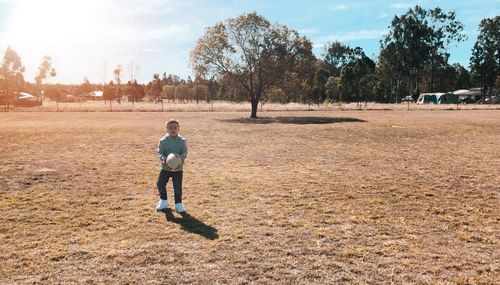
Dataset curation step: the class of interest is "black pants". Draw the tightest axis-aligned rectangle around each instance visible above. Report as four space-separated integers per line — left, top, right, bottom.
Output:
156 170 183 203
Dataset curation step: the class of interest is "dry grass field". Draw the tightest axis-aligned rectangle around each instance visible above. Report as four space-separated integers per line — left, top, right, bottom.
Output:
0 110 498 284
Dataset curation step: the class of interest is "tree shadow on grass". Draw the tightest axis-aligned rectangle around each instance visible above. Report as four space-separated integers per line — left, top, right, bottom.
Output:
162 208 219 240
221 116 367 124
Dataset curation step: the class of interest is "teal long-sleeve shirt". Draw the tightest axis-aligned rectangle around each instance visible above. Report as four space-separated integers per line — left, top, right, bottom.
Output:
157 134 188 170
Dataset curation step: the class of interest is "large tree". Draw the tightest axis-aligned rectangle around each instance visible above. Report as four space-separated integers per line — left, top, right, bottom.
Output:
113 64 123 104
77 77 94 96
324 44 375 103
190 12 313 118
311 67 329 105
35 55 56 101
381 6 465 98
376 42 401 102
382 6 432 98
323 41 359 77
0 47 25 110
145 73 162 101
470 16 500 102
427 8 466 92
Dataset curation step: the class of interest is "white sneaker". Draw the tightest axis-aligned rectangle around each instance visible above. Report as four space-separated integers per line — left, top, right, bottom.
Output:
156 199 169 211
175 203 185 213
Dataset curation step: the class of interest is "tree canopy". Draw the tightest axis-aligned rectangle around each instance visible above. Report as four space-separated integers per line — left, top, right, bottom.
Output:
380 5 466 100
0 47 25 110
35 56 56 99
470 16 500 101
190 12 314 117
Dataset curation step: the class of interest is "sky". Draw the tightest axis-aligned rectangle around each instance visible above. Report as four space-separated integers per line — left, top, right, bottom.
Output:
0 0 499 84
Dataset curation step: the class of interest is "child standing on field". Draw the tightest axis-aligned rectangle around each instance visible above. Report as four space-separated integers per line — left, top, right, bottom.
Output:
155 119 188 213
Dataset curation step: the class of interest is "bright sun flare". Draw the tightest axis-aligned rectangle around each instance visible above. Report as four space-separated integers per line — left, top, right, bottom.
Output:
2 0 111 82
6 0 103 50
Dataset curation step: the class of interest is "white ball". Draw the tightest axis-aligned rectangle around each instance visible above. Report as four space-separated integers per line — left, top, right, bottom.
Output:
166 153 182 170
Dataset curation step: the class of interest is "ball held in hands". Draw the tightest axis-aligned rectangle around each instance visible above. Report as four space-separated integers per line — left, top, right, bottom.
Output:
162 153 182 171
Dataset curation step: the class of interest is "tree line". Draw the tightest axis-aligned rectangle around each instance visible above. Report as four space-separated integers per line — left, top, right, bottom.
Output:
190 8 499 117
1 6 499 116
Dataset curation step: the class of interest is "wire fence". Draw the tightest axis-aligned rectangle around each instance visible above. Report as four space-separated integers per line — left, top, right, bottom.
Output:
4 100 500 112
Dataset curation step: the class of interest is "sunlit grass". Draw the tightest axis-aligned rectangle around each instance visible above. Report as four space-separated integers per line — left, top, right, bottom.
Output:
0 110 498 283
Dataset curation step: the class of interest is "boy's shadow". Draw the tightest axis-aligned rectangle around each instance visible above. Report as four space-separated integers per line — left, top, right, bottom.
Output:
162 208 219 240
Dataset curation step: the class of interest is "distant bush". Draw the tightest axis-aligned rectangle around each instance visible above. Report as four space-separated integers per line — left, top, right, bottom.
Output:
13 100 42 107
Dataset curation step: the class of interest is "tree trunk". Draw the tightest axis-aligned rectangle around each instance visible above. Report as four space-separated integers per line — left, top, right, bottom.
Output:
250 98 258 118
430 55 435 92
481 75 485 103
416 68 420 95
396 79 401 104
5 86 10 111
488 83 492 103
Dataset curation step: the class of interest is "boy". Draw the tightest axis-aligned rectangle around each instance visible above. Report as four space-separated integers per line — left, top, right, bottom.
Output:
156 119 188 213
